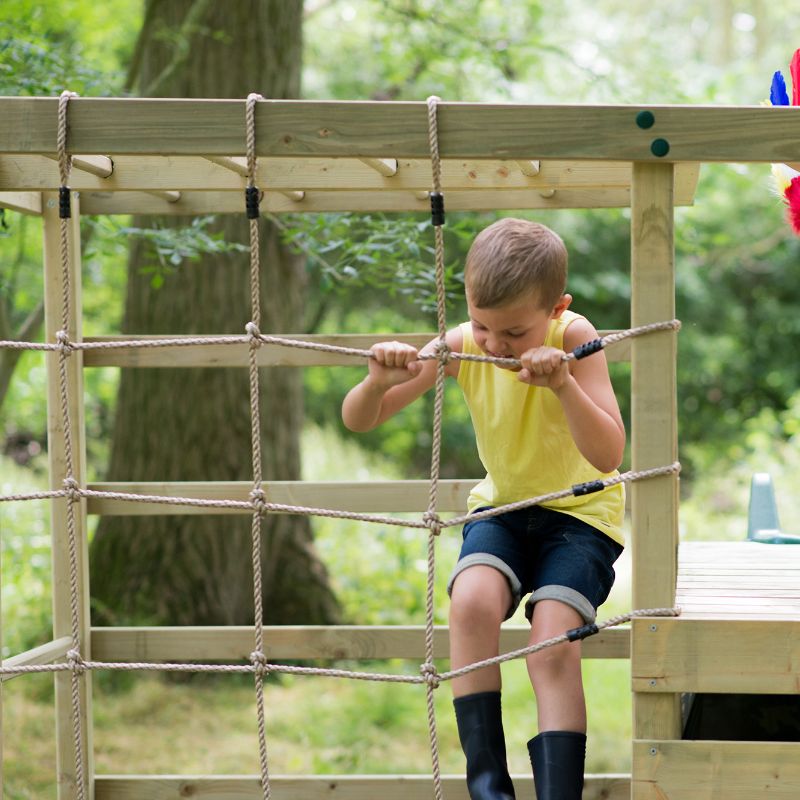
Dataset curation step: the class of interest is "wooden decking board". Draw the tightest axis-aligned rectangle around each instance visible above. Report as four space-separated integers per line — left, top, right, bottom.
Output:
676 541 800 619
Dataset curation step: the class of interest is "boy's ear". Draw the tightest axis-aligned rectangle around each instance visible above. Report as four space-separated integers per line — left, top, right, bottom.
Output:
550 293 572 318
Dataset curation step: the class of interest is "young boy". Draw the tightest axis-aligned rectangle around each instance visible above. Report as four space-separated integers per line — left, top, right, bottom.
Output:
341 218 625 800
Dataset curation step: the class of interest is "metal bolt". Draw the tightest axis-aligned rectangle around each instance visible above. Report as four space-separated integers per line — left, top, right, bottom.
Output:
649 679 657 687
649 624 658 632
47 199 57 208
650 747 658 756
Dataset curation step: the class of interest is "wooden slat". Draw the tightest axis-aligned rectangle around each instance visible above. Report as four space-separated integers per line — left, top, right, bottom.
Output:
0 191 42 214
43 192 94 798
632 617 800 694
95 773 631 800
90 624 630 662
1 636 72 683
0 154 700 193
2 98 800 162
632 740 800 799
86 479 475 515
80 331 630 368
75 187 688 215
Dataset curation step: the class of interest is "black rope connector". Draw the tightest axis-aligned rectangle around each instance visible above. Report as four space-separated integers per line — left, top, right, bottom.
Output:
430 191 445 227
566 623 599 642
59 187 71 219
572 479 605 496
245 186 260 220
572 338 603 360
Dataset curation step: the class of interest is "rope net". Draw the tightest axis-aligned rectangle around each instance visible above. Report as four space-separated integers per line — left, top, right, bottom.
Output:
0 91 682 798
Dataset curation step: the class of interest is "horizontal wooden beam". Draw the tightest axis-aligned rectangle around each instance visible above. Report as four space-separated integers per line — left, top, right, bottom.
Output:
80 332 630 368
90 624 630 661
85 478 632 517
0 191 42 215
2 98 799 162
0 154 700 193
95 774 631 800
75 187 694 215
86 479 476 515
1 636 72 682
633 740 800 799
631 618 800 693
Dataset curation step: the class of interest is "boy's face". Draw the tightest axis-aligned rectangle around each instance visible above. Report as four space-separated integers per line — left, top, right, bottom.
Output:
466 290 571 365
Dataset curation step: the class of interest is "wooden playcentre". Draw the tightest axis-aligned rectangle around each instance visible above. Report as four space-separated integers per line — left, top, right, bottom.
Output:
1 96 800 799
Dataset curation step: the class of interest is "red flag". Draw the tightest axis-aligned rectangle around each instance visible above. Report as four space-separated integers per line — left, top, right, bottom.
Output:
791 48 800 106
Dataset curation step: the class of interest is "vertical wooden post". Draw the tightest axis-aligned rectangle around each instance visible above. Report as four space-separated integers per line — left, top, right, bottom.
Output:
42 192 94 800
630 163 681 793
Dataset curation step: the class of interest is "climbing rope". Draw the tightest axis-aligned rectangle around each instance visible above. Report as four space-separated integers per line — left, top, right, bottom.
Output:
0 94 682 796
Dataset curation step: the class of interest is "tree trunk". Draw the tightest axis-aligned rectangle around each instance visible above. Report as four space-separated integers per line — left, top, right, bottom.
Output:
90 0 340 627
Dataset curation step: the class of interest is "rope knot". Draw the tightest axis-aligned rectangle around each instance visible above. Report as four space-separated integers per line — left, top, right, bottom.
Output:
249 487 269 516
66 648 87 675
245 322 262 346
420 661 441 689
422 511 442 535
62 476 81 503
249 650 270 677
433 339 451 365
55 330 73 355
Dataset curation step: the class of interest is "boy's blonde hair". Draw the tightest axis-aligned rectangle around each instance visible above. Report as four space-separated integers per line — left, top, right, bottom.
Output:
465 218 567 310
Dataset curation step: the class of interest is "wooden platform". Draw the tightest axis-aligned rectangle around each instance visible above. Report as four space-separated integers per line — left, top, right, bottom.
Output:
677 540 800 620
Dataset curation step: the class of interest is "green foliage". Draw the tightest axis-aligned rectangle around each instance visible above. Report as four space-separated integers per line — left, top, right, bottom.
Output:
88 215 249 289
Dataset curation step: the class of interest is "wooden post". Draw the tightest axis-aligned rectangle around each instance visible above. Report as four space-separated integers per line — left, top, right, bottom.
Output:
630 162 681 794
42 191 94 800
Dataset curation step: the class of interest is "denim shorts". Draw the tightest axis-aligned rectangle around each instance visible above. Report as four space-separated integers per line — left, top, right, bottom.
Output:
446 505 624 623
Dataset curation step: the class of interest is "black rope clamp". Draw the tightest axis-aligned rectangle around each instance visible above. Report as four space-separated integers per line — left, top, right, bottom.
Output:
566 623 599 642
572 338 603 360
245 186 260 219
572 479 605 497
59 186 71 219
429 191 445 227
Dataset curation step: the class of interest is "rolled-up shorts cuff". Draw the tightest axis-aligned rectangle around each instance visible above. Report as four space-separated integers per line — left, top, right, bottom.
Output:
524 584 596 624
447 553 522 621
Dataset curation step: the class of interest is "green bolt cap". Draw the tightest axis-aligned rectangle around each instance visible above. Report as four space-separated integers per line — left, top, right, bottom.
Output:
636 110 655 129
650 138 670 157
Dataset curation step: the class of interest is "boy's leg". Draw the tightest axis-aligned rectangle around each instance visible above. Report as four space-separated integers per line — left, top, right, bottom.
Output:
525 599 587 800
450 565 516 799
449 564 511 696
525 598 585 732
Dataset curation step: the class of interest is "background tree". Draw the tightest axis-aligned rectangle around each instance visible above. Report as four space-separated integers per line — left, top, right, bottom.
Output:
89 0 340 627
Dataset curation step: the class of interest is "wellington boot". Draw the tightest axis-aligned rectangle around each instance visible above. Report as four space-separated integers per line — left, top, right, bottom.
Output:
454 691 516 799
527 730 586 800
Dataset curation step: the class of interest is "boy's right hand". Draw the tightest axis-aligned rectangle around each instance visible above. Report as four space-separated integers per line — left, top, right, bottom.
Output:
367 341 422 390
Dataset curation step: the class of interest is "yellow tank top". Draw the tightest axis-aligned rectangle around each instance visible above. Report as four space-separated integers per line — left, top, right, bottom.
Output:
457 312 625 544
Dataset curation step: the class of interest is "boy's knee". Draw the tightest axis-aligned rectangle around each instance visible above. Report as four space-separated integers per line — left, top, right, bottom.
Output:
450 565 511 626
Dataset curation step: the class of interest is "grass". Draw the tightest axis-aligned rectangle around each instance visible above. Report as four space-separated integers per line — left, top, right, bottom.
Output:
11 416 799 793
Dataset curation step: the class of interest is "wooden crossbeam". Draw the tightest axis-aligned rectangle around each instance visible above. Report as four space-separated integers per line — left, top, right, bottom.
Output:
0 191 42 215
633 740 800 799
90 624 630 661
0 154 700 193
79 331 631 368
95 774 631 800
2 98 800 162
1 637 72 683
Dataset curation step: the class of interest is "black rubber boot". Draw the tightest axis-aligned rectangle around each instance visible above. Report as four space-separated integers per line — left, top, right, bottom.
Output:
527 731 586 800
454 691 516 799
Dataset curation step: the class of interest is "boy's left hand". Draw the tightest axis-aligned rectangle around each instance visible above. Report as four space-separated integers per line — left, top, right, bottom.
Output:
517 346 571 390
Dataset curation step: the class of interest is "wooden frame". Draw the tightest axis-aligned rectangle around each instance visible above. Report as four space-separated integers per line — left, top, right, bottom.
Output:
2 97 799 799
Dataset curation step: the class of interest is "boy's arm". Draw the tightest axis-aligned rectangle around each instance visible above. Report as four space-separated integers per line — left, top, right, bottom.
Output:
518 318 625 473
342 327 463 432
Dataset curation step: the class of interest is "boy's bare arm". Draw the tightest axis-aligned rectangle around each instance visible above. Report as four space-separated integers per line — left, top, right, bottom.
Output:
342 327 462 432
518 318 625 473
